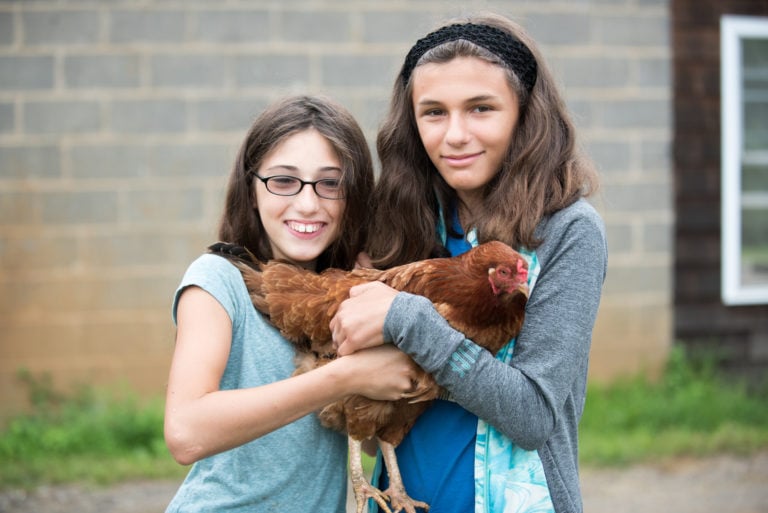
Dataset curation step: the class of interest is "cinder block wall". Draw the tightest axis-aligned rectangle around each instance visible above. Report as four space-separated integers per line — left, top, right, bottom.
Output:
0 0 672 416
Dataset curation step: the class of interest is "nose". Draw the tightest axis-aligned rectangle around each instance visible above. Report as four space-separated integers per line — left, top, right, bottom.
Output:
445 113 470 147
293 181 321 212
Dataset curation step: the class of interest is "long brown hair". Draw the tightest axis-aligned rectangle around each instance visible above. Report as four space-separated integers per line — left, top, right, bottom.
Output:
218 95 374 271
369 13 599 268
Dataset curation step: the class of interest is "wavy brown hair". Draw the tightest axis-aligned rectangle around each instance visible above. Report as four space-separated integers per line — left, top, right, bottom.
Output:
368 13 599 268
218 95 374 271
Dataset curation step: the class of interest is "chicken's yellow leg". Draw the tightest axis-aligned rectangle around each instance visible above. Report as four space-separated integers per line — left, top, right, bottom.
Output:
349 437 392 513
379 439 430 512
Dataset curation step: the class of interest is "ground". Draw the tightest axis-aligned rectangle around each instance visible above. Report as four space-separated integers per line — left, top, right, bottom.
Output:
1 452 766 513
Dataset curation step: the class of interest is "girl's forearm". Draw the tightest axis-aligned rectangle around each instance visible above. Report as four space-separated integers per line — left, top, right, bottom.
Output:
165 361 352 465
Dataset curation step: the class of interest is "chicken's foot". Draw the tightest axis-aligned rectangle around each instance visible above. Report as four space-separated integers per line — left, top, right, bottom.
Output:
349 437 392 513
379 439 430 513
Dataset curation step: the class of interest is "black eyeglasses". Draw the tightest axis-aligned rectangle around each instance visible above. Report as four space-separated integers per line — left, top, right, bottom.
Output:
253 174 345 200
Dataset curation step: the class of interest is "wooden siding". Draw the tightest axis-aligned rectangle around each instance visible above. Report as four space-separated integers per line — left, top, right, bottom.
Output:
672 0 768 384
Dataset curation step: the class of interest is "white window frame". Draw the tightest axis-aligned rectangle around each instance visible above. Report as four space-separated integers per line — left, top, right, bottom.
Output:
720 15 768 305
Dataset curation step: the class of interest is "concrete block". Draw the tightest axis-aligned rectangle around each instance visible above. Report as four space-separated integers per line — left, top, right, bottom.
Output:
151 54 231 88
643 221 673 253
636 57 671 88
70 144 152 179
24 100 101 135
0 144 60 179
603 263 671 295
598 99 671 129
604 221 634 253
193 9 269 42
0 191 39 224
0 102 14 133
234 55 310 87
41 190 119 224
321 54 400 88
0 11 13 45
566 99 594 129
603 182 671 212
585 140 632 175
195 97 268 132
280 10 351 42
111 99 186 134
597 14 669 47
361 11 434 43
22 10 100 45
641 139 671 175
0 235 78 271
64 54 141 88
80 232 204 267
526 13 592 46
110 9 186 43
0 56 54 90
150 143 234 178
122 188 203 224
554 56 631 88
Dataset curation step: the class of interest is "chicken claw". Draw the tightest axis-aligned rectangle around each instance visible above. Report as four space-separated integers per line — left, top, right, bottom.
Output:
349 437 394 513
380 440 430 512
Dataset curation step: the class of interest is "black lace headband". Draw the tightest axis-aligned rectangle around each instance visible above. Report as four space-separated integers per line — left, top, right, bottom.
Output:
400 23 538 93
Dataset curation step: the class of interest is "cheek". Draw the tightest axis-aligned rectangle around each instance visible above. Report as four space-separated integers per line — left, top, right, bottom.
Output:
325 201 346 239
416 121 439 151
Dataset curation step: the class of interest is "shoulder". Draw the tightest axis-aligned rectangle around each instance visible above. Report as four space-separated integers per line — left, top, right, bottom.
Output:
183 253 244 281
536 199 605 246
173 253 250 323
534 198 608 275
547 198 604 234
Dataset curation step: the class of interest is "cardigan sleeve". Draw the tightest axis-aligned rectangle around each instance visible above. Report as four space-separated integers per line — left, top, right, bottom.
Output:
383 200 607 449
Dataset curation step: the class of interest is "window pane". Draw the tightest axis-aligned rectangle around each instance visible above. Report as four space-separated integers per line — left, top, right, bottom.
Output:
741 37 768 288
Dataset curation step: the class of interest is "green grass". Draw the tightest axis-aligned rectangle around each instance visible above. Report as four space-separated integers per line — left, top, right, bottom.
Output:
0 370 188 489
579 346 768 465
1 347 767 489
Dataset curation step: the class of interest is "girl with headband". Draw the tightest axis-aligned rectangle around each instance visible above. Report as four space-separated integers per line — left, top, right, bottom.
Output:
331 13 608 513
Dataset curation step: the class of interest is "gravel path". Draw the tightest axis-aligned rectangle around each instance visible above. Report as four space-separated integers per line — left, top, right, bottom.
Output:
1 452 766 513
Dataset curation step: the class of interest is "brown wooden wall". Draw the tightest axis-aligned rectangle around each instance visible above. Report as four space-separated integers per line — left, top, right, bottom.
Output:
673 0 768 383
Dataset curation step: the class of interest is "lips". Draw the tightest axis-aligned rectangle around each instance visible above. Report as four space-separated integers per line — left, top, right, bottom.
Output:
442 152 483 167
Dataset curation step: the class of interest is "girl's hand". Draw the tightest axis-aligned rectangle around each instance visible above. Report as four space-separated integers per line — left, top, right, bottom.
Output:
354 251 373 269
337 344 420 401
330 281 398 356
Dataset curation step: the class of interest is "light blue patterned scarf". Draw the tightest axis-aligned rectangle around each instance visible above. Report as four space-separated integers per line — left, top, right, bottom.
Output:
437 208 553 513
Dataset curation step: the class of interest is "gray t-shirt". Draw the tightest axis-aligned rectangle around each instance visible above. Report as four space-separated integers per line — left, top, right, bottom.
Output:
166 254 347 513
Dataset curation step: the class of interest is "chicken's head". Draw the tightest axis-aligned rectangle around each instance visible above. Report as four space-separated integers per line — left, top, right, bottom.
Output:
488 256 529 299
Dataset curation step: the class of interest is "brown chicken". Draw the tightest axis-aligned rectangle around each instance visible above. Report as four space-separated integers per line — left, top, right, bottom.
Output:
208 241 529 513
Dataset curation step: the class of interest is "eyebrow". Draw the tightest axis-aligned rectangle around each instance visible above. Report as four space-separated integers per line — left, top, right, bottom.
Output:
263 165 342 174
416 94 501 107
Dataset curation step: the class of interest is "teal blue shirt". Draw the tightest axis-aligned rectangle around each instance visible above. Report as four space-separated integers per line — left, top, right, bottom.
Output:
166 254 347 513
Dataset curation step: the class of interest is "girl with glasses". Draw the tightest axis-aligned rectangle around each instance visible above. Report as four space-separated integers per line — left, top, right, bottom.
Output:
164 95 421 512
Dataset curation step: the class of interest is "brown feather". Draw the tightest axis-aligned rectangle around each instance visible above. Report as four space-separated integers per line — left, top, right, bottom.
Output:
211 240 529 442
208 240 530 511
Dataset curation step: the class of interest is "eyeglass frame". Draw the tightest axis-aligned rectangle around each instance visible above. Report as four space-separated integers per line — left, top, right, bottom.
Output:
251 173 345 200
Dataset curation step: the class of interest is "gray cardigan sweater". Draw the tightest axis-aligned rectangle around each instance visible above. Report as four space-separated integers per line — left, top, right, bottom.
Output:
382 198 608 513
